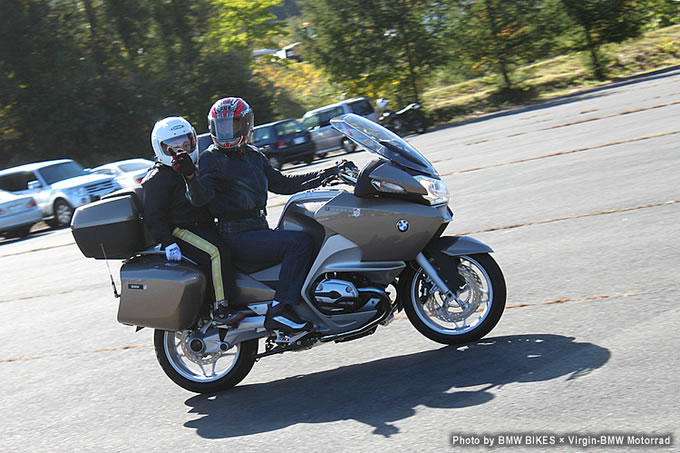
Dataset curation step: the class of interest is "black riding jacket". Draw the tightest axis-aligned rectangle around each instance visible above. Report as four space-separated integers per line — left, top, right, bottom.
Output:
186 144 326 232
142 163 214 247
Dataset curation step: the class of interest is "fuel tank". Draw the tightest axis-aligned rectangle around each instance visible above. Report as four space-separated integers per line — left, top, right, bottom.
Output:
278 190 449 261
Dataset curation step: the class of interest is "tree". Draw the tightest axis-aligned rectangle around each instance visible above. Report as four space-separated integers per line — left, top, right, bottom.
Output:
0 0 288 168
301 0 444 104
560 0 646 79
444 0 555 90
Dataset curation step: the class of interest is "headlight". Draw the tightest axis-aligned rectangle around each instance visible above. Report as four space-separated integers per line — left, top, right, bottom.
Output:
66 187 88 197
414 175 449 206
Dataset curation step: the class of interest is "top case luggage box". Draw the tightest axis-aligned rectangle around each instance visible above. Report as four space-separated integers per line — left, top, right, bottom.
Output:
71 194 150 259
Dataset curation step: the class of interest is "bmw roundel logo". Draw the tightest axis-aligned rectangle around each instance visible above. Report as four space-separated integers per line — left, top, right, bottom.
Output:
396 219 409 232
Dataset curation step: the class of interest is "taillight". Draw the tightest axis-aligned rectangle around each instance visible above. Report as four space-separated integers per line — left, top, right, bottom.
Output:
277 139 287 149
136 177 143 183
28 199 37 207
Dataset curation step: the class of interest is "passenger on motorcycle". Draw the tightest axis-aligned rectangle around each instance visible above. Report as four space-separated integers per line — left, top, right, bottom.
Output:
172 97 351 333
143 116 243 325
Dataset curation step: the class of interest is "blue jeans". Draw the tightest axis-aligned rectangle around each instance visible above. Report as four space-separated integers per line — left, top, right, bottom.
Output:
219 227 314 305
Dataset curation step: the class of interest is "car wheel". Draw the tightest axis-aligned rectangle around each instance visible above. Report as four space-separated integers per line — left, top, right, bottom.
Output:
341 138 356 154
51 199 74 229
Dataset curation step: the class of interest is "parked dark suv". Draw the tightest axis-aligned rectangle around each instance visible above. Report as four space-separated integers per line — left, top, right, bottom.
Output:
252 119 315 169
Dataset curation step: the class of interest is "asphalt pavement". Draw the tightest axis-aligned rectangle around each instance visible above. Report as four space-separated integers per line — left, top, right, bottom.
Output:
1 67 679 452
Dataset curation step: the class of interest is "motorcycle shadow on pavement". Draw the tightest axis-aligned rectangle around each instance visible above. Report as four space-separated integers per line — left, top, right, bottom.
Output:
184 334 609 438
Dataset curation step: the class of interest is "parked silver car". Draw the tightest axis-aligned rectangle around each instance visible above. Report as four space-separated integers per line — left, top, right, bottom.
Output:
0 190 42 239
301 97 378 157
90 158 155 189
0 159 120 228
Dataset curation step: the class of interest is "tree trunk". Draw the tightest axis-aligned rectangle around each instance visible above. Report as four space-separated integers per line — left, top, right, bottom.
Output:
483 0 512 90
584 23 605 80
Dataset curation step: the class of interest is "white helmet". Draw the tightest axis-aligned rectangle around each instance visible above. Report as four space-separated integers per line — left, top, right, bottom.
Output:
151 116 198 167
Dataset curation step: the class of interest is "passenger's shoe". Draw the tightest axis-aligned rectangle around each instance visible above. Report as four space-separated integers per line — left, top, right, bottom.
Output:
264 302 312 333
213 301 247 325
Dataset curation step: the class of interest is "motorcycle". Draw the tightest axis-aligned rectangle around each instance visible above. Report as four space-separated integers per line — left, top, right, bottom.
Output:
71 113 506 393
378 99 428 136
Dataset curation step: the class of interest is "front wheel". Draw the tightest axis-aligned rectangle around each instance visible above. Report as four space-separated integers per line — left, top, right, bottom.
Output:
400 253 506 345
48 199 73 228
154 328 258 393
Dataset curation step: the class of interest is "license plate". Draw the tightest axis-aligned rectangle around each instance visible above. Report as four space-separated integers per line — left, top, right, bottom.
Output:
293 137 305 145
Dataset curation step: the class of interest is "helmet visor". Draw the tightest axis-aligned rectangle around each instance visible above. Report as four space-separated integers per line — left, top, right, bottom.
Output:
160 133 196 156
211 116 251 144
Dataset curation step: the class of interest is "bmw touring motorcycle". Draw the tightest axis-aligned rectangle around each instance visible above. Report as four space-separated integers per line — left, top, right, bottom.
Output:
71 113 506 393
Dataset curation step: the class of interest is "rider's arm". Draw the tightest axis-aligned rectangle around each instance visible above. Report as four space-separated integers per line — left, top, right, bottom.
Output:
142 170 175 248
263 154 327 194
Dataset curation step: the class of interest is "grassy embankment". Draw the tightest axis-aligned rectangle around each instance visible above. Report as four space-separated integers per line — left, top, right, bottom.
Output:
423 24 680 125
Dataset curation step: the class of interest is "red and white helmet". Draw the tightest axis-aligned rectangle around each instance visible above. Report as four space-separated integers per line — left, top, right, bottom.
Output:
150 116 198 167
207 97 254 149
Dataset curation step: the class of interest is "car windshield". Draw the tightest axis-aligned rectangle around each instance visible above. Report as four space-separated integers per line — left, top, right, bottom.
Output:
37 161 87 185
274 121 304 136
331 114 438 176
303 106 345 130
253 126 273 142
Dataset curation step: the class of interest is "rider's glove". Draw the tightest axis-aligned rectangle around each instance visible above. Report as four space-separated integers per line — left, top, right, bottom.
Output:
165 243 182 261
322 160 355 178
171 151 195 177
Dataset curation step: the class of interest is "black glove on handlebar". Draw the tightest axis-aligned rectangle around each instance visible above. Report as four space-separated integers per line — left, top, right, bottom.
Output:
322 160 356 178
171 150 195 177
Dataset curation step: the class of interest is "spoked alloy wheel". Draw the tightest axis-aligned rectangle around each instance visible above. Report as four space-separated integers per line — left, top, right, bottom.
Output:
154 328 257 393
51 199 73 228
402 253 506 345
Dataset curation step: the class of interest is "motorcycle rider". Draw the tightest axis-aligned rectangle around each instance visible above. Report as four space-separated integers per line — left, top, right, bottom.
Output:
171 97 351 333
143 116 243 324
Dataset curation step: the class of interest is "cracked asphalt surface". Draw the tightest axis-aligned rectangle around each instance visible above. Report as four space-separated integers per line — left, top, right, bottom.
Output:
1 67 679 452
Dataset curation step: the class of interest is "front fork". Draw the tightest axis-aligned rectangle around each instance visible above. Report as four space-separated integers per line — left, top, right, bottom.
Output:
415 252 468 310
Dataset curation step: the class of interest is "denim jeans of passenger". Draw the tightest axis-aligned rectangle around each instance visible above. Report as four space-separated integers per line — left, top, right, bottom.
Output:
220 227 314 305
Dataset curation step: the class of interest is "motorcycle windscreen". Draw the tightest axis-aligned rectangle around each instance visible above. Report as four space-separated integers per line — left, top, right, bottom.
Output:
331 113 438 177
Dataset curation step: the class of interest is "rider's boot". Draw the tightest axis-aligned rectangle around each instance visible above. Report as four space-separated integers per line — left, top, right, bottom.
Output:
264 301 312 333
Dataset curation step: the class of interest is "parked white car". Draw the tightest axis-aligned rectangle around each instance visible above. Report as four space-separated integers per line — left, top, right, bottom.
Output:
0 159 120 228
0 190 42 239
90 158 155 190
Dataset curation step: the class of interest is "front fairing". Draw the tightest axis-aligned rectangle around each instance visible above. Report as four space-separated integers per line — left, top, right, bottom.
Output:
331 113 438 177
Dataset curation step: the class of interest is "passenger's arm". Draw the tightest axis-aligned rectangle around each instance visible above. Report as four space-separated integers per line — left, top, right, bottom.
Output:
185 152 218 206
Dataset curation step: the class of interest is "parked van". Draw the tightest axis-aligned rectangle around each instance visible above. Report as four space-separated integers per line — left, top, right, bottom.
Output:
301 97 378 156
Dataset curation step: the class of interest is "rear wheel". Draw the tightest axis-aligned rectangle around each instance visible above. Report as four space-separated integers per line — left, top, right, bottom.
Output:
415 117 428 134
401 253 506 345
154 328 258 393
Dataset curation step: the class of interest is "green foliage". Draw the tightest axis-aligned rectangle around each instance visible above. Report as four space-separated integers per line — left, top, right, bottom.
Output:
560 0 647 79
442 0 570 90
0 0 677 169
0 0 287 168
301 0 444 104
